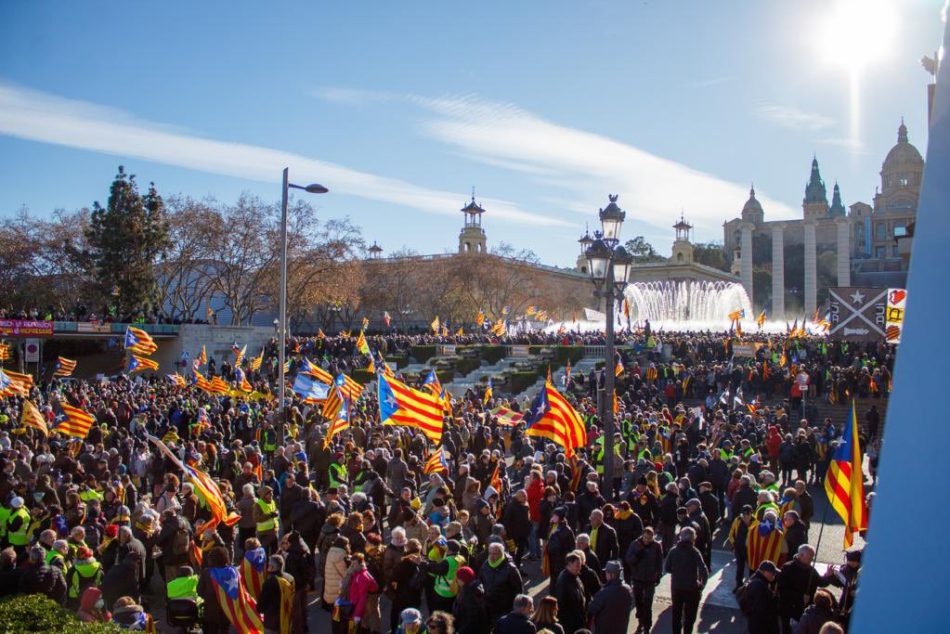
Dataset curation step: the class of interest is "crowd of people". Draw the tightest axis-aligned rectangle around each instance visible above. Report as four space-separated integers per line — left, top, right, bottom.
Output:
0 325 881 633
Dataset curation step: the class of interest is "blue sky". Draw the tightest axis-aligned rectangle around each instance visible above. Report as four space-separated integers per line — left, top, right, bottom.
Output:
0 1 943 267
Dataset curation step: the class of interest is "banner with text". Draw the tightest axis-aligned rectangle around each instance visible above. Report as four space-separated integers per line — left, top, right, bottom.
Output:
0 320 54 337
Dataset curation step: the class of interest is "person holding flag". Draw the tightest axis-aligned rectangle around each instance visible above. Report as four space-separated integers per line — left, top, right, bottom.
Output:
824 401 868 548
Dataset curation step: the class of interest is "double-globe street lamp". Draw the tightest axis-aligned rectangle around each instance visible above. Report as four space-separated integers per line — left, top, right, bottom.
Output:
278 168 328 411
584 194 633 500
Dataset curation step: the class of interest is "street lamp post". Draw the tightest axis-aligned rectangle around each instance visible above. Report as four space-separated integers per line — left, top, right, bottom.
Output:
585 195 633 500
278 168 328 411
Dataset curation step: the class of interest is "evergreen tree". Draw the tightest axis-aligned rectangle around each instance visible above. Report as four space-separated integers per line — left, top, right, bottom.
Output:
86 166 170 318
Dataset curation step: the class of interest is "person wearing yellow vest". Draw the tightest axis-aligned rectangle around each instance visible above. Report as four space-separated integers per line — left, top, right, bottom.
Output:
67 547 103 609
47 539 71 574
328 452 348 489
166 564 203 609
254 485 280 553
0 502 11 547
6 497 31 554
426 539 466 612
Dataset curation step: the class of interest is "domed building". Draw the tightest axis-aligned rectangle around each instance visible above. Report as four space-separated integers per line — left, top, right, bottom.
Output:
722 120 924 317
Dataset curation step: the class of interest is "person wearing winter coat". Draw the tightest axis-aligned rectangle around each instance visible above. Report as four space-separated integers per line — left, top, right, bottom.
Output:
553 553 587 634
322 535 350 609
544 508 575 587
257 554 296 634
778 545 830 633
388 540 424 634
741 561 779 633
453 566 489 634
626 527 664 632
342 553 379 632
478 541 523 626
587 560 633 633
794 589 836 634
77 587 112 623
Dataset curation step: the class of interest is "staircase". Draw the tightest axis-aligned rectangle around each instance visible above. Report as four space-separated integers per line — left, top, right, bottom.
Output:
446 357 523 397
807 396 888 434
514 357 600 399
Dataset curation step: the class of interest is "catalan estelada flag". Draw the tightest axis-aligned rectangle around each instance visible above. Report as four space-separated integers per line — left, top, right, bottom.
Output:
208 566 264 633
323 395 350 450
756 310 767 328
53 357 77 377
424 447 449 474
57 403 95 438
128 355 159 373
422 369 442 397
240 547 267 600
746 516 785 571
825 401 868 548
336 373 363 402
0 342 10 361
292 374 330 403
614 352 624 377
198 345 207 366
322 385 345 421
5 370 33 390
483 377 493 405
299 358 333 384
524 381 587 458
379 374 443 444
234 344 246 366
125 326 157 355
0 369 27 397
20 399 48 436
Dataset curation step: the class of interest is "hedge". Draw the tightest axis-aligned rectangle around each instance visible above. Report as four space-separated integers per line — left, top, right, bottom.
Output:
476 345 507 364
0 594 123 633
504 370 544 395
452 357 481 377
409 345 438 363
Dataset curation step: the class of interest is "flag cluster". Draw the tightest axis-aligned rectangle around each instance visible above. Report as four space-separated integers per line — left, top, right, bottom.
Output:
124 327 159 374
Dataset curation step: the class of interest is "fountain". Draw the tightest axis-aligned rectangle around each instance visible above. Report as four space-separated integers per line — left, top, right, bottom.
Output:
623 280 752 330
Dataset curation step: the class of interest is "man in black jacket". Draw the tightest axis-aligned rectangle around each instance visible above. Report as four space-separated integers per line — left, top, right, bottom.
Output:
626 527 663 633
478 541 523 626
685 498 712 568
257 554 295 634
544 508 575 587
730 475 758 519
588 560 633 633
453 566 490 634
658 483 680 553
554 553 587 634
782 511 808 559
664 527 708 634
278 474 307 531
777 545 828 634
21 546 67 606
501 490 531 566
494 594 537 634
585 509 619 573
740 560 779 634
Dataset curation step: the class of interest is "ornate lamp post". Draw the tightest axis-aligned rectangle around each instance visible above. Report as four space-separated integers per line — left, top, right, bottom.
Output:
585 195 633 499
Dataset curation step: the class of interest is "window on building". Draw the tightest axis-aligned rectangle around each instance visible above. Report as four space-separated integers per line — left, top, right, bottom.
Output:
876 223 886 240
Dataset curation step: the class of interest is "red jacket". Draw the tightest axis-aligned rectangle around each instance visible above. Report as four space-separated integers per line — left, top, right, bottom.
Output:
527 478 544 522
766 427 782 459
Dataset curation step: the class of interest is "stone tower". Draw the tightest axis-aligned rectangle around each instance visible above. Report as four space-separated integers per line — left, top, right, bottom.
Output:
803 157 830 219
458 191 487 254
671 214 694 265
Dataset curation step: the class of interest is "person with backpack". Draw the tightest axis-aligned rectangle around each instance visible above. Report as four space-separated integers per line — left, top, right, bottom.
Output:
157 509 192 583
738 560 780 634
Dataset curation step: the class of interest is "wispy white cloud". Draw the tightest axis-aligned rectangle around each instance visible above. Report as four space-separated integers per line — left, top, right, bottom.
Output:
692 76 735 88
755 103 835 131
0 83 569 228
817 136 866 153
394 93 801 243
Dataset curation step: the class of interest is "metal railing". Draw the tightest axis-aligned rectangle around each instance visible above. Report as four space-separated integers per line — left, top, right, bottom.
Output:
52 322 180 335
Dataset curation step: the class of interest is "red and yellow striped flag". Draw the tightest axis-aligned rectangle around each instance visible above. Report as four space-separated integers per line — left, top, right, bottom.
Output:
0 343 10 361
20 399 48 436
193 370 212 393
824 401 868 548
746 517 785 571
378 375 444 444
524 381 588 458
209 376 229 395
322 386 345 421
53 357 77 377
129 354 159 373
125 326 158 355
58 403 95 438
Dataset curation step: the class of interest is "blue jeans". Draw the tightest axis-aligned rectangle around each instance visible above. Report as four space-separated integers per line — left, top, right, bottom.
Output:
528 521 541 557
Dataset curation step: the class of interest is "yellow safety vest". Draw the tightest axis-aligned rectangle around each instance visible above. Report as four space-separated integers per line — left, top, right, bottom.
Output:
167 574 200 600
256 498 279 533
6 508 30 546
434 555 464 598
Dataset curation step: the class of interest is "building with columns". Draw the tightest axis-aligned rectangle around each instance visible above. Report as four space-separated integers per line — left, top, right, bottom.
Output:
722 121 924 316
